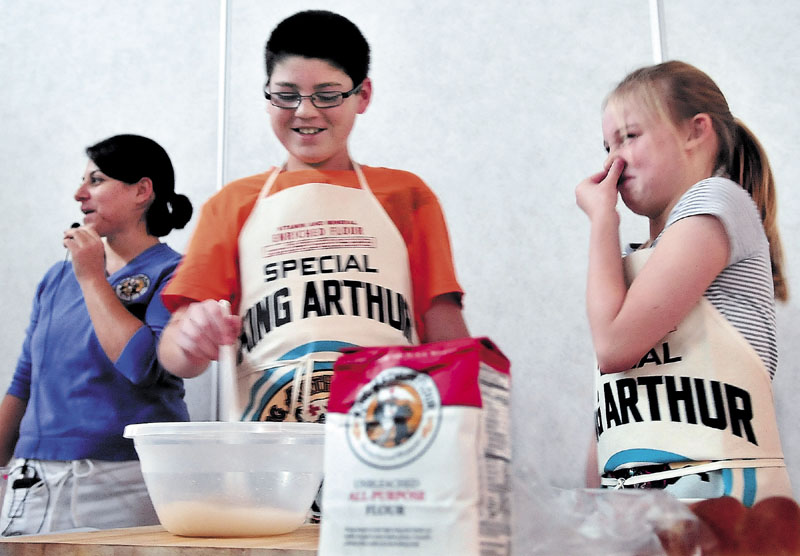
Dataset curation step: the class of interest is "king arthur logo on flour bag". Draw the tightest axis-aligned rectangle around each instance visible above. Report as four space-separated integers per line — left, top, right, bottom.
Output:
347 366 442 469
319 337 511 556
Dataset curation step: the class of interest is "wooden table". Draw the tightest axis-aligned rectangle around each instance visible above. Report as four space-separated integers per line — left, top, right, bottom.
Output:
0 524 319 555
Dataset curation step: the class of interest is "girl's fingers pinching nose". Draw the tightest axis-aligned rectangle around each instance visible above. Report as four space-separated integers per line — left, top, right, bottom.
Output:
605 158 625 184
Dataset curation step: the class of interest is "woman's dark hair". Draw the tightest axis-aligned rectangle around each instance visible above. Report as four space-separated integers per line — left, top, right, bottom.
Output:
86 134 193 237
265 10 370 86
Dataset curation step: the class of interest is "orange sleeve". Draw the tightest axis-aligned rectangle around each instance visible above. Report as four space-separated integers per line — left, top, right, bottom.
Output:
363 167 464 339
162 167 464 342
161 173 267 314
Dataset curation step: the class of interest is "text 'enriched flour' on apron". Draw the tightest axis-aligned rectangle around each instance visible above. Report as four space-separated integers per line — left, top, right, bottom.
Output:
319 337 512 556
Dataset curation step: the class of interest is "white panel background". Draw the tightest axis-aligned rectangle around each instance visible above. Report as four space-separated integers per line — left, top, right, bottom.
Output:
1 0 799 546
0 0 221 418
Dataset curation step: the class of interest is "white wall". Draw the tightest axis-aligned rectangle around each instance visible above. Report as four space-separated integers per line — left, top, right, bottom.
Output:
0 0 220 418
2 0 799 546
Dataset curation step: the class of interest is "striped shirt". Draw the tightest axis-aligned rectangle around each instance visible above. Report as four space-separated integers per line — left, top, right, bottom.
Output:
651 177 778 378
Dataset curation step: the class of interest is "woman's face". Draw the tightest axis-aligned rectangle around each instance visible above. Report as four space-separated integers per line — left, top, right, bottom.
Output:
74 160 144 236
266 55 371 171
601 99 690 219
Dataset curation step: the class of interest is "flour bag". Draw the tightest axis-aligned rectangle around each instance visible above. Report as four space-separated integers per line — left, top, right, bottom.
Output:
319 337 512 555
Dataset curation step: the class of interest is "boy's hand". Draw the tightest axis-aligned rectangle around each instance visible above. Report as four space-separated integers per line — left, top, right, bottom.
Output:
173 299 242 363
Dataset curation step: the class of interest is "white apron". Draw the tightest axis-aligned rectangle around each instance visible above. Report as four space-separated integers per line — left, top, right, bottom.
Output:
597 248 791 505
235 164 418 422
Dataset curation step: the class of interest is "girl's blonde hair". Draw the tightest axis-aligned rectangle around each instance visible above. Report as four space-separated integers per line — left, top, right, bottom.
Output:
608 61 787 301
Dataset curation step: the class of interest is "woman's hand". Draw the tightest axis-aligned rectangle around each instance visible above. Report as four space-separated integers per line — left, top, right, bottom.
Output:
63 224 106 283
64 223 147 364
576 158 625 222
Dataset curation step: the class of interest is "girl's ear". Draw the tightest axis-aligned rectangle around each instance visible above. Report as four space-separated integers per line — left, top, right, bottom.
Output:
686 113 715 148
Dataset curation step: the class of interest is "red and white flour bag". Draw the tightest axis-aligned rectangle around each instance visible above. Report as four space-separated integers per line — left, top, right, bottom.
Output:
319 337 512 556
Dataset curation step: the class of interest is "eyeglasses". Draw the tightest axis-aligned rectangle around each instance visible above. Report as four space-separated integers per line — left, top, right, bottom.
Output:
263 82 363 109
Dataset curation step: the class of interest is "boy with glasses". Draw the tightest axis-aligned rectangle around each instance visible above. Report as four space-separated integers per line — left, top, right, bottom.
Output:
158 10 469 424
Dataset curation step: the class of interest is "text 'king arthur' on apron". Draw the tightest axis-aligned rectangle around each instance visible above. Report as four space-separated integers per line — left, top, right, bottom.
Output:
596 248 789 500
235 163 418 422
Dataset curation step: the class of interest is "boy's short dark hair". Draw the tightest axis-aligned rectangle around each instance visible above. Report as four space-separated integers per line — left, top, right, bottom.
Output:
265 10 370 86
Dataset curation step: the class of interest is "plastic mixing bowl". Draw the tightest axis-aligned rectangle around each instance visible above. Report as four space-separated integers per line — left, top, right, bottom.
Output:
124 421 325 537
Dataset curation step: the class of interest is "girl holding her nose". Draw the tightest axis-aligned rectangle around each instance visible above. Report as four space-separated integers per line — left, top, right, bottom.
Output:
576 61 792 505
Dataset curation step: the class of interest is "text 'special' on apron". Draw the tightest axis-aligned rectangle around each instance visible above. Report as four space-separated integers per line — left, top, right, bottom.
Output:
235 163 418 422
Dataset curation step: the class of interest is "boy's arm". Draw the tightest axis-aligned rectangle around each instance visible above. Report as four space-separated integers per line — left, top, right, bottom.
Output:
158 301 241 378
421 293 469 343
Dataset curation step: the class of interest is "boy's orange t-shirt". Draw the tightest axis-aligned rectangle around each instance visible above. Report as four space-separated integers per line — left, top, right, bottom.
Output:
162 166 463 341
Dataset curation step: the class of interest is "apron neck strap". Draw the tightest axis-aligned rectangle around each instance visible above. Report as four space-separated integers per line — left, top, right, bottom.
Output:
262 161 370 198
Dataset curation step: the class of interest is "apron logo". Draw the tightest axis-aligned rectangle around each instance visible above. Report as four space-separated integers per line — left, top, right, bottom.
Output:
241 341 354 423
115 274 150 302
346 367 441 469
261 370 332 423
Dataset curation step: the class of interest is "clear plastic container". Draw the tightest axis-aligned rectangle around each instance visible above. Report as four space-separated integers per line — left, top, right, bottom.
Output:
124 421 325 537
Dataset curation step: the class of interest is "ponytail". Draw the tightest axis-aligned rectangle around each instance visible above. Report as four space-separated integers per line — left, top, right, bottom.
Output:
607 61 788 301
145 192 194 237
731 120 787 301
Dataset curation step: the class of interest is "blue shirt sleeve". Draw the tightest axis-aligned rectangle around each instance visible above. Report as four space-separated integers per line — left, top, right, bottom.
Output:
114 269 177 387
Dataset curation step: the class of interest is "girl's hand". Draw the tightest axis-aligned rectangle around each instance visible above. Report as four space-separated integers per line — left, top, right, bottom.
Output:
63 224 106 283
576 158 625 221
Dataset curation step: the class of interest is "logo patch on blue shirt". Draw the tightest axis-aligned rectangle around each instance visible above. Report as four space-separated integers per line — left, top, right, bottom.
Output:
116 274 150 301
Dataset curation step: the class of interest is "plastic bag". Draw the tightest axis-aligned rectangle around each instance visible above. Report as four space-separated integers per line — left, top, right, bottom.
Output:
516 463 712 555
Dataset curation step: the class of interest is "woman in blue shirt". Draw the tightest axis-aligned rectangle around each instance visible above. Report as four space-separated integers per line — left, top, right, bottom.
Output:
0 134 193 535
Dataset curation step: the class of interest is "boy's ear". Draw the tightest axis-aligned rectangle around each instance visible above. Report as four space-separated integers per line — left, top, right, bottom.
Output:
356 78 372 114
